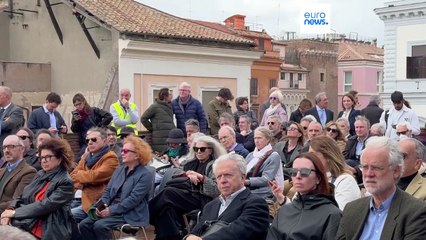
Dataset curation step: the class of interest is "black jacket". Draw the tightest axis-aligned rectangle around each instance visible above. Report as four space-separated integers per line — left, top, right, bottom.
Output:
289 108 304 123
267 194 342 240
71 107 112 146
337 109 361 136
361 102 384 125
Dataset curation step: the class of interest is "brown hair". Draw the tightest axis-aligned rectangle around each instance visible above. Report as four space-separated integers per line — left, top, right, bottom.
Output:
123 136 153 165
294 152 330 195
341 93 356 110
38 138 74 171
287 121 305 145
325 121 346 142
299 98 313 111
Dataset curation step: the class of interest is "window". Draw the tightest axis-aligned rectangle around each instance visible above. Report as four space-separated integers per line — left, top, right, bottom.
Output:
250 78 258 95
376 71 383 92
344 71 352 92
407 44 426 79
269 79 277 88
258 39 265 51
298 73 303 81
320 73 325 82
290 73 298 88
280 72 285 80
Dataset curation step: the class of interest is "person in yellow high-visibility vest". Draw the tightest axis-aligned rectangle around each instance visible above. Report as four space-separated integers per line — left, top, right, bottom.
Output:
110 88 139 135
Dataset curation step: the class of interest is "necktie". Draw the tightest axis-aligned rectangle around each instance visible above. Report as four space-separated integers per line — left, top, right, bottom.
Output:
320 109 326 126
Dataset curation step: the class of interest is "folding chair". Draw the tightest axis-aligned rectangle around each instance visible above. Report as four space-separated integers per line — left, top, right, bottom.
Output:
112 224 149 240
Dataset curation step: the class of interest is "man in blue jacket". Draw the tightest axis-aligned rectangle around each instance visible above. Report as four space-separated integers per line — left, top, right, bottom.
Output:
172 82 207 135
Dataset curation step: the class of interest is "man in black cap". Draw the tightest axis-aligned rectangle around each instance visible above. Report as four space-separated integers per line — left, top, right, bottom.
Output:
379 91 420 140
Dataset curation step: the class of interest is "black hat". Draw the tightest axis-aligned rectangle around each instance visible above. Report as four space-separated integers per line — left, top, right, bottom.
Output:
117 126 135 137
166 128 187 144
391 91 404 103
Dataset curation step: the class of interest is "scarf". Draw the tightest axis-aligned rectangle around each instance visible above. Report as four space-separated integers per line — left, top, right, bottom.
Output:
265 104 279 117
85 145 110 169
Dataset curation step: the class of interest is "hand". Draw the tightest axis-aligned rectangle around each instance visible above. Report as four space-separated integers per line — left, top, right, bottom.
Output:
0 217 10 225
186 235 202 240
59 125 67 133
73 114 81 121
270 180 285 205
48 127 59 134
186 170 201 185
121 98 129 108
1 209 15 219
95 206 110 218
170 157 180 168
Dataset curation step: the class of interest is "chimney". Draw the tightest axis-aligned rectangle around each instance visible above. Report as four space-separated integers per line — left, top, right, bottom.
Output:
224 14 246 30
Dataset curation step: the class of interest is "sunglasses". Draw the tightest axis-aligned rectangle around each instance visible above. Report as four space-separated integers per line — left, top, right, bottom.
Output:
290 168 317 177
269 97 278 100
193 147 212 153
121 148 137 154
267 122 276 125
18 135 30 140
396 131 408 136
326 128 339 133
85 137 98 144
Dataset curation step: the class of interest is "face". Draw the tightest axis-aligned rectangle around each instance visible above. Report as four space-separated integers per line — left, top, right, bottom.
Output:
267 117 281 134
300 120 310 135
45 101 59 112
393 101 404 111
121 142 139 165
240 100 249 111
342 96 354 110
120 89 131 101
292 157 320 195
370 126 382 137
325 125 339 139
106 129 117 144
167 90 174 102
218 128 235 150
215 160 245 198
269 95 279 107
254 130 269 150
16 130 31 151
74 100 84 111
186 125 199 139
361 147 400 198
355 120 369 138
3 136 24 163
336 121 349 136
178 85 191 99
0 91 9 107
39 149 61 172
307 122 323 140
194 141 212 161
318 95 329 109
309 147 329 170
86 131 106 154
396 125 411 138
238 118 250 131
287 124 302 139
36 133 52 149
399 140 422 177
219 119 233 128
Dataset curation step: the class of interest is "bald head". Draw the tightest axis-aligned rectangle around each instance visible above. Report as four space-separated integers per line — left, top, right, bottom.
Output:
119 88 131 101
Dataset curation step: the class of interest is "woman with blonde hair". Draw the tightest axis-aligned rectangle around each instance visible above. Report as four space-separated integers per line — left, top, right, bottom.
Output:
309 135 360 210
325 121 347 152
260 90 287 126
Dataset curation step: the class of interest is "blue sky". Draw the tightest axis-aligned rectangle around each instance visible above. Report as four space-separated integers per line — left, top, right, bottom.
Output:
138 0 389 45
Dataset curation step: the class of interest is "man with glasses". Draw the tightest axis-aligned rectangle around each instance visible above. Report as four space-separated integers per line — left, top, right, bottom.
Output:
16 127 39 170
398 138 426 201
218 126 249 158
337 136 426 239
172 82 207 135
304 92 334 126
207 88 234 135
0 87 25 153
0 135 36 213
110 88 139 136
28 92 67 138
266 115 285 147
395 121 413 140
70 127 119 223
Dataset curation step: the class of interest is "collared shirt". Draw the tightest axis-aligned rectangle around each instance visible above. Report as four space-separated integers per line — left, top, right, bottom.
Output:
360 190 396 240
355 137 365 159
316 105 326 126
6 159 23 172
43 105 58 137
218 186 246 216
229 143 238 152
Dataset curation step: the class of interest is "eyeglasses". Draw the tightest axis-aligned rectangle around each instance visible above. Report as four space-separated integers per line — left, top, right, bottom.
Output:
85 137 98 144
401 152 408 160
267 122 276 125
269 97 278 100
193 147 212 153
396 131 408 136
290 168 317 177
39 155 56 162
18 135 30 140
360 164 390 172
107 133 116 136
119 134 129 139
2 145 22 150
326 128 339 133
121 148 137 154
287 127 298 132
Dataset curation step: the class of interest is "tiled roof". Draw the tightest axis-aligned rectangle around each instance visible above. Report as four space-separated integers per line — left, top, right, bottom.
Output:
338 41 384 62
72 0 254 46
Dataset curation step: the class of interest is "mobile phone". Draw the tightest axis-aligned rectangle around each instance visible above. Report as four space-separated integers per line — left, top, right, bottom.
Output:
72 111 80 116
96 200 106 211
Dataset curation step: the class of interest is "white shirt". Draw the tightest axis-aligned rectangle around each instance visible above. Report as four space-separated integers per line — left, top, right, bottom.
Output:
218 187 246 216
380 105 420 140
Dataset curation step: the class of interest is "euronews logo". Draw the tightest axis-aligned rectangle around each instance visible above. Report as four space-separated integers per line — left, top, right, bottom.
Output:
300 4 331 34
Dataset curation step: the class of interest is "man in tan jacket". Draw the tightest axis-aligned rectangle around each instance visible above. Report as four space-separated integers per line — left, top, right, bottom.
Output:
70 127 119 223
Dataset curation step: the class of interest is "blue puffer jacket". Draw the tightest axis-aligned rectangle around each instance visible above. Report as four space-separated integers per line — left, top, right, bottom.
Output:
171 96 208 134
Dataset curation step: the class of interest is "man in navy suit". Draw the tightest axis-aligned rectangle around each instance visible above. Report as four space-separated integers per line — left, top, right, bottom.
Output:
304 92 334 126
184 153 269 240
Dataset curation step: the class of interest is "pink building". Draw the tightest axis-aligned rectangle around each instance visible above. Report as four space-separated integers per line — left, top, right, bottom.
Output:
337 38 384 110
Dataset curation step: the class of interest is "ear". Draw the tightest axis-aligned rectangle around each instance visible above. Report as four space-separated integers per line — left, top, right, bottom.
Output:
393 165 402 180
414 159 423 170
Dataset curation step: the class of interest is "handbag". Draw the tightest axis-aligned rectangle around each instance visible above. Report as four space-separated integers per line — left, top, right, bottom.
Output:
200 220 229 237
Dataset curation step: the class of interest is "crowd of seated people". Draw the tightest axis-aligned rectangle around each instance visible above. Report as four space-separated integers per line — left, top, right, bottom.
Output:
0 85 425 240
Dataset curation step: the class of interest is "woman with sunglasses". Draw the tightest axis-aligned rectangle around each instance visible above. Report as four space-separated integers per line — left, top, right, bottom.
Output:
267 152 342 240
324 121 347 152
260 90 287 127
1 138 75 240
149 135 226 240
71 93 113 160
274 122 305 180
309 136 360 210
337 93 361 136
78 136 154 240
245 127 283 199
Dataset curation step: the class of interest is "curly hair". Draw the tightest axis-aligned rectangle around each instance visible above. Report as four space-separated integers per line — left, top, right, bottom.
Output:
123 136 153 165
38 138 74 171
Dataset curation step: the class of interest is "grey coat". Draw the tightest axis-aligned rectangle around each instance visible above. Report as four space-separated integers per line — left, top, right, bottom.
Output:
274 140 304 180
